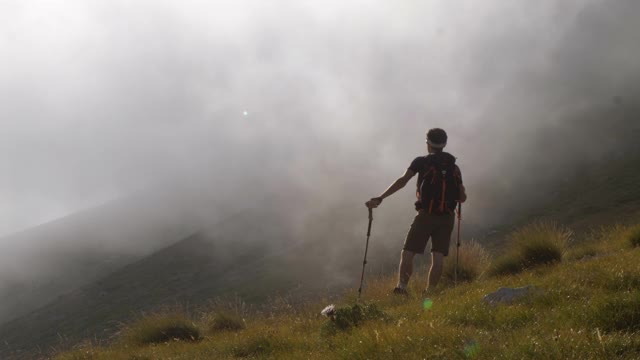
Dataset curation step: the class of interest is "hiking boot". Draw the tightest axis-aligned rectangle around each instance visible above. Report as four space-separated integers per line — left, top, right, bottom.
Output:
392 287 409 296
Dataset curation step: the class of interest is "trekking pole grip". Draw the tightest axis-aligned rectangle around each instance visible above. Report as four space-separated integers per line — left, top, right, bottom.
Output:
368 207 373 220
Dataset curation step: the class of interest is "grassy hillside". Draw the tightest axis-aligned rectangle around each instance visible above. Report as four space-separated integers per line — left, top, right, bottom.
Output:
47 147 640 359
53 220 640 359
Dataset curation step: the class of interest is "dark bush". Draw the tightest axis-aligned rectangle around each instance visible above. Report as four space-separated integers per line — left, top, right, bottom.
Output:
321 303 388 336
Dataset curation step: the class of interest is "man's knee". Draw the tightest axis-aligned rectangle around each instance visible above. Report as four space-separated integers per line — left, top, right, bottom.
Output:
400 250 416 260
431 251 444 267
401 250 416 263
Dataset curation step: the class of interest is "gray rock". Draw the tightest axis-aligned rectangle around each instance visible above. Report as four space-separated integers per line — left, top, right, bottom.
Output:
483 286 542 306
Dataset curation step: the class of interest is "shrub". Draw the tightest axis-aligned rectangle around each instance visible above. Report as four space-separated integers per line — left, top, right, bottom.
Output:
321 303 388 336
442 239 490 284
209 312 245 332
489 221 572 276
120 313 201 345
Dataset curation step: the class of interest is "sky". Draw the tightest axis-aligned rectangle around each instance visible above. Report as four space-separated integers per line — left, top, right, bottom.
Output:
1 0 638 241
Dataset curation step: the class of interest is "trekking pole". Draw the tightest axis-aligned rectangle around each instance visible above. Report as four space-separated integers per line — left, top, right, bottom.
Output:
455 202 462 286
357 208 374 301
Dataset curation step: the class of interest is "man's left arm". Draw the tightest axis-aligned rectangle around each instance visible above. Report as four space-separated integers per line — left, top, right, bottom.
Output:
365 168 416 208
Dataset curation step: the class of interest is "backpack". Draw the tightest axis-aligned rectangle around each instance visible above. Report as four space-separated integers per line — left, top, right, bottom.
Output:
415 152 461 214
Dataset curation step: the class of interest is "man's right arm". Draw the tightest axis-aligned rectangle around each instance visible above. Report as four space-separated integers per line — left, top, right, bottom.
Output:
366 168 416 208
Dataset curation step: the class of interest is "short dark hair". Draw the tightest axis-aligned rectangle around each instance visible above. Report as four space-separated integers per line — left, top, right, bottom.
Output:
426 128 447 152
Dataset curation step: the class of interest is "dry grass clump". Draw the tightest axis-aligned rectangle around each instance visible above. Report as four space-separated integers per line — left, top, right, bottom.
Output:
120 313 201 346
442 239 490 284
489 221 572 276
208 312 245 332
627 224 640 248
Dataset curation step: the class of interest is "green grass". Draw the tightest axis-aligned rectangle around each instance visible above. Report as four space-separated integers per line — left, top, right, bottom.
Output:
54 220 640 359
588 291 640 333
229 335 276 358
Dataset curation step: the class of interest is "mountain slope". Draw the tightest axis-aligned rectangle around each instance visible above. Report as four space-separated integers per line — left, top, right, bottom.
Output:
0 192 203 326
0 213 353 358
479 152 640 253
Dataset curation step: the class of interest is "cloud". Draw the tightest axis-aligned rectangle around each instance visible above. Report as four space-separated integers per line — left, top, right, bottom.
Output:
0 0 637 237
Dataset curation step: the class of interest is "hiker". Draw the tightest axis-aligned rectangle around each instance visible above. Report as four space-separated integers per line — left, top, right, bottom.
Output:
365 128 467 295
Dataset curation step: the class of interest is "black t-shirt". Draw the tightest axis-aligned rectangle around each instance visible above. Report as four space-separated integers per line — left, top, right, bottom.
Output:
409 154 463 210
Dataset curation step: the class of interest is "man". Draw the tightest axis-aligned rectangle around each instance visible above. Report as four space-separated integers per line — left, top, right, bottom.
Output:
365 128 467 295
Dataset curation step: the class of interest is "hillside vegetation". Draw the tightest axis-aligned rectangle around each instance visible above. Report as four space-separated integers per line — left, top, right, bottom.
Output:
55 220 640 359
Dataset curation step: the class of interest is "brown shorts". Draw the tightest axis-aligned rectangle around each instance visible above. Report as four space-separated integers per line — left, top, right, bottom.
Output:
403 211 455 256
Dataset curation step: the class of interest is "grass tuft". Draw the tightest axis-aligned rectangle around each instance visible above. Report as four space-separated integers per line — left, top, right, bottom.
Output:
442 239 490 284
208 312 245 333
489 221 572 276
627 224 640 248
120 313 201 346
488 254 525 277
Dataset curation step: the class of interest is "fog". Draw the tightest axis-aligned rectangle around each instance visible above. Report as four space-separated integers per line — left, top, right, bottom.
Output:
1 0 639 322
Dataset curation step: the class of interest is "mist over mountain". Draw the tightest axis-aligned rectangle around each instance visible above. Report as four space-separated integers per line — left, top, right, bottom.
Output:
0 191 206 324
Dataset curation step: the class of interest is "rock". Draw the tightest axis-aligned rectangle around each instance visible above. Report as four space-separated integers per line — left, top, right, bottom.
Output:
321 304 336 317
483 286 542 306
